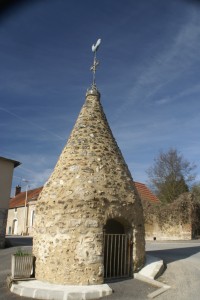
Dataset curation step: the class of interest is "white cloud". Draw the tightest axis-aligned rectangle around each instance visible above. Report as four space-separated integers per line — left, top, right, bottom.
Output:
111 7 200 122
0 107 65 141
155 97 172 106
31 168 52 188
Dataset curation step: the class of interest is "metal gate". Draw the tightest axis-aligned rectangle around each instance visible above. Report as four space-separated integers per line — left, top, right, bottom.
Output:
104 234 132 280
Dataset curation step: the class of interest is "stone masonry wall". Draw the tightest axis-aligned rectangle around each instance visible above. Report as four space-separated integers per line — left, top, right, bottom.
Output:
33 91 145 285
143 193 194 240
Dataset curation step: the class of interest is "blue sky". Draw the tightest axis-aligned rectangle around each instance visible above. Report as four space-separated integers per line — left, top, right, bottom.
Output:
1 0 200 195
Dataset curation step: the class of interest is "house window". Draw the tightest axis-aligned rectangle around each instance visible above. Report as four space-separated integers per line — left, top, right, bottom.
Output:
8 226 12 234
30 210 35 227
12 219 18 235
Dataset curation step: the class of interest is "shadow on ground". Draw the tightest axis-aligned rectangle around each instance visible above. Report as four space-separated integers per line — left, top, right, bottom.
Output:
5 237 33 248
147 245 200 263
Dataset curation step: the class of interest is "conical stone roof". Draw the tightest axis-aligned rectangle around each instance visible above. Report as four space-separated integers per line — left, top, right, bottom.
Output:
33 87 145 285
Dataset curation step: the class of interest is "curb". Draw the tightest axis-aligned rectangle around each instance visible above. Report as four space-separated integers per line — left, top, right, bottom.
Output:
134 274 170 299
10 280 112 300
138 255 165 279
134 255 171 299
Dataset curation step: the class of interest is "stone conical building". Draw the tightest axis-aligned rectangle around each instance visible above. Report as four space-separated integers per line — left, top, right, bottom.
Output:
33 85 145 285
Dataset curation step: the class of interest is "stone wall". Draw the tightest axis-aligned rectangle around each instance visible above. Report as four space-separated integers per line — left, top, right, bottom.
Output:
143 193 197 240
33 90 145 285
145 219 192 240
0 208 8 248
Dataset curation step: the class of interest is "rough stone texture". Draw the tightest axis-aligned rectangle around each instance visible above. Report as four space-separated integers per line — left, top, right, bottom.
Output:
0 208 8 248
143 192 200 240
33 89 145 285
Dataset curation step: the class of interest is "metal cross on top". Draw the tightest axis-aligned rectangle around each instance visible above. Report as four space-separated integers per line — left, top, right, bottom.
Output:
90 38 101 89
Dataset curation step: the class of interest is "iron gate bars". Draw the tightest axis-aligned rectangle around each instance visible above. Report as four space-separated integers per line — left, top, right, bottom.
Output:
104 234 132 280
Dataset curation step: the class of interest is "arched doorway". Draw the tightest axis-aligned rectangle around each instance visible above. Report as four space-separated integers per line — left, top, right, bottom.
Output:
104 219 132 280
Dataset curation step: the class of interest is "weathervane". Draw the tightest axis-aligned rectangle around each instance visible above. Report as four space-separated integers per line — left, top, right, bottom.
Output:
90 38 101 89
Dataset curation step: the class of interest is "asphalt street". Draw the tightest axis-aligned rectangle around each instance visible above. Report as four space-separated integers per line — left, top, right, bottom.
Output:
147 240 200 300
1 237 200 300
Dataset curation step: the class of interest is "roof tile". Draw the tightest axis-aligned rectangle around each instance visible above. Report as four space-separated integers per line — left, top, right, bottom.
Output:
9 182 159 208
9 187 43 208
134 181 160 203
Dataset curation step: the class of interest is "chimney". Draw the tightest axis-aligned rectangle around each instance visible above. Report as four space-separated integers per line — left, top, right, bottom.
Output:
15 185 21 196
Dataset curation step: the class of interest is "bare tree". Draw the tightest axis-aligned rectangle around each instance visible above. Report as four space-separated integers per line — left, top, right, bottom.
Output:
147 148 196 203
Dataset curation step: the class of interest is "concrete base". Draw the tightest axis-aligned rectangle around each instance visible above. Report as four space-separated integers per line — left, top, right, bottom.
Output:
138 254 165 279
10 280 112 300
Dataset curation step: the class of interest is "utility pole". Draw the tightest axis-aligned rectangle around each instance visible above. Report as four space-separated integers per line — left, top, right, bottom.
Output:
22 179 30 235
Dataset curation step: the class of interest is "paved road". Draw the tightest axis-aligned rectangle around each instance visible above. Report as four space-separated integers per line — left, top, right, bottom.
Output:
147 240 200 300
1 237 200 299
